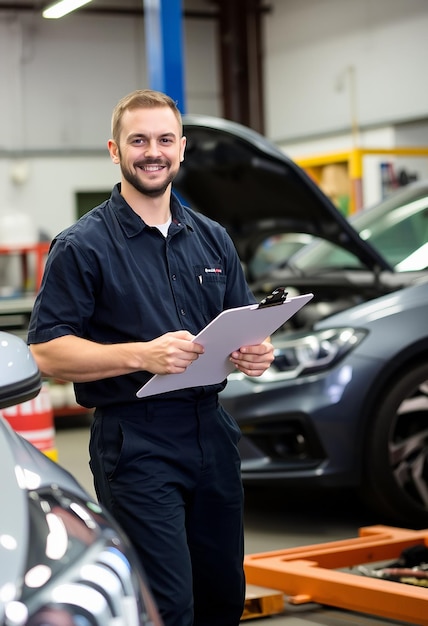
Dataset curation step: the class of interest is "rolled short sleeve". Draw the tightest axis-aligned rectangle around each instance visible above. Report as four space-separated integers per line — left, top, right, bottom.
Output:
27 237 97 344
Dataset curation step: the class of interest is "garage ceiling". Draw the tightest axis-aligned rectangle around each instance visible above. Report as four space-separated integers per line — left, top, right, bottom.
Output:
1 0 267 131
0 0 217 18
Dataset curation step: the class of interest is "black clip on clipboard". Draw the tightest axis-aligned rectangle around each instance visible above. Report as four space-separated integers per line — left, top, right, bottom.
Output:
258 287 288 308
136 287 313 398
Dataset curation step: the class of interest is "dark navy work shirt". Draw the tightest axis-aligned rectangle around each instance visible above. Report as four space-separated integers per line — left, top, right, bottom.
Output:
28 184 256 408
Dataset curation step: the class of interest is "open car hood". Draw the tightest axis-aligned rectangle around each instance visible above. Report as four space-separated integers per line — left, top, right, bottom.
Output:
175 115 391 272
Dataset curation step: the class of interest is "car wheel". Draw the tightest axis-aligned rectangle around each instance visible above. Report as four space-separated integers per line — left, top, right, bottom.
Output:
363 361 428 528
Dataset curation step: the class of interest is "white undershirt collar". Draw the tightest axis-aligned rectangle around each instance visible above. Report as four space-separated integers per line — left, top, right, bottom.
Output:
154 215 172 237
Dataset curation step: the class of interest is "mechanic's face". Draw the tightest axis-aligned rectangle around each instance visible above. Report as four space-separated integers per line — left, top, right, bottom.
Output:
110 106 186 198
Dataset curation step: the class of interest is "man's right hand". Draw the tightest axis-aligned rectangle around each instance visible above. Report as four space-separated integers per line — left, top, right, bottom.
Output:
143 330 204 375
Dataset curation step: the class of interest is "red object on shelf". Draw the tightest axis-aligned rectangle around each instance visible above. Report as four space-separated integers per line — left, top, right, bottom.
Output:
0 242 50 292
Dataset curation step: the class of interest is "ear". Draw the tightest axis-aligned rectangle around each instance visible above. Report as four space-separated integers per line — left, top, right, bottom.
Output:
180 136 186 162
108 139 120 164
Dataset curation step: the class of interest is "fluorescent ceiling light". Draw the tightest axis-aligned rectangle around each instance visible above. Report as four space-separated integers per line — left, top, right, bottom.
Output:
43 0 93 19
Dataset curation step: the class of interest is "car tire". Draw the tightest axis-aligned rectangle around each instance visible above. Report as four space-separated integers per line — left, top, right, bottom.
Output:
362 360 428 528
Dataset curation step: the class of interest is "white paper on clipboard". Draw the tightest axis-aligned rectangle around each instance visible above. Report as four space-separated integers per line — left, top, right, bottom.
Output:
136 292 313 398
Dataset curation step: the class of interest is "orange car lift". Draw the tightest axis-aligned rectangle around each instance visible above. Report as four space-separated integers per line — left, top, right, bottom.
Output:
244 525 428 625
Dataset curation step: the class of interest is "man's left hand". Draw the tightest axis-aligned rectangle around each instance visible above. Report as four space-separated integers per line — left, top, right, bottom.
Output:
229 340 274 377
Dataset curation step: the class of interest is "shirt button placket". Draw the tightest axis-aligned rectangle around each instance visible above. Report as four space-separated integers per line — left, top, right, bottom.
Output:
167 241 186 319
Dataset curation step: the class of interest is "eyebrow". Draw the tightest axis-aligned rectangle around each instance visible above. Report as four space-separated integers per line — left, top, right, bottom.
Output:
128 132 177 141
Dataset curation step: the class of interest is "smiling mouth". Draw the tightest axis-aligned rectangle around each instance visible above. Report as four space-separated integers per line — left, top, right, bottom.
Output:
135 160 168 172
140 164 165 172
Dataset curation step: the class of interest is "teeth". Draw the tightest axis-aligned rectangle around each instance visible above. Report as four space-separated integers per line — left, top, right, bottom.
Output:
143 165 162 171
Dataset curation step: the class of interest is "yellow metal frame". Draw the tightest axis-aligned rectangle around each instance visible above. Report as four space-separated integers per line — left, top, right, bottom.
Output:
296 147 428 214
244 525 428 625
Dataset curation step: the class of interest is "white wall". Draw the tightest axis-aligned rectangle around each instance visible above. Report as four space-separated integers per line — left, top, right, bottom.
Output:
0 4 220 238
0 6 220 151
264 0 428 144
1 157 118 241
262 0 428 207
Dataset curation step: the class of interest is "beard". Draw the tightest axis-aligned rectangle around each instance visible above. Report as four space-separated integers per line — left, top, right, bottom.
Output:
120 157 179 198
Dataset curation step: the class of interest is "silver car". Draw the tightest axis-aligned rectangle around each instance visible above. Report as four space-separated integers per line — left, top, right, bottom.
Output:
0 331 162 626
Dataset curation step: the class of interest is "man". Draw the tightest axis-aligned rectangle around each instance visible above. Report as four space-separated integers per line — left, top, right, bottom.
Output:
28 89 274 626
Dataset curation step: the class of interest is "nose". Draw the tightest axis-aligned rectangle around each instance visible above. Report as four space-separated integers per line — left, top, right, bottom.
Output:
145 139 161 157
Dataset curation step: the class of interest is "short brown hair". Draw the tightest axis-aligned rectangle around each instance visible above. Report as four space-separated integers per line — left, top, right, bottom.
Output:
111 89 183 144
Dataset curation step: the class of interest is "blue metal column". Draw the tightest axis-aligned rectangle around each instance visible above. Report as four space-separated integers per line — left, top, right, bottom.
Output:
143 0 186 113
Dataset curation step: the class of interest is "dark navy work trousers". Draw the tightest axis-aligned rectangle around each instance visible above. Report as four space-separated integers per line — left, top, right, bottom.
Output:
89 394 245 626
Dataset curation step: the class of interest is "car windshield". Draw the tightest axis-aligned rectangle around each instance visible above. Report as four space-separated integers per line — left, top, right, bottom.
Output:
292 185 428 273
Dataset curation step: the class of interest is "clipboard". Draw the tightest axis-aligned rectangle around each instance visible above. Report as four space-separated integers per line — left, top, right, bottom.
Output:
136 290 313 398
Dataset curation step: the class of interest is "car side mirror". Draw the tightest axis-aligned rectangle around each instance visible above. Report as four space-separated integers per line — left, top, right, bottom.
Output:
0 332 41 410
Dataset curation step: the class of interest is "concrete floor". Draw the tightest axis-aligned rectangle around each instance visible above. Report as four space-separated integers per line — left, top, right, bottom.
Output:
55 415 415 626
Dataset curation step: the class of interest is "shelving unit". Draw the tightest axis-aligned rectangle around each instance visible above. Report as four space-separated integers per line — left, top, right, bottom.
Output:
296 146 428 215
0 242 48 340
0 241 50 293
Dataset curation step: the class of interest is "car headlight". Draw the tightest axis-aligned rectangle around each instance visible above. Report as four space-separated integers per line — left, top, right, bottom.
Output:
252 327 367 382
3 486 161 626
